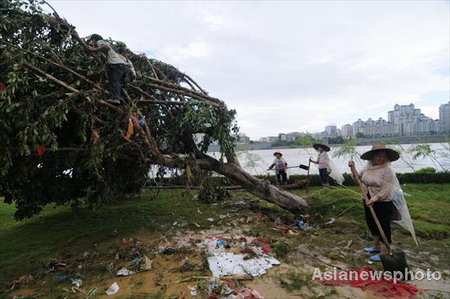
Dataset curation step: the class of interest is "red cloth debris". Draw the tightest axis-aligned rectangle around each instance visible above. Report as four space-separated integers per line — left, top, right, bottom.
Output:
0 83 6 91
316 267 420 298
223 279 235 289
125 117 134 139
233 288 264 299
91 130 100 144
251 237 272 255
36 145 46 156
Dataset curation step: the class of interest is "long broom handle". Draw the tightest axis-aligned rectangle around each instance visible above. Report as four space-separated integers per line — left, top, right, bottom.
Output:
268 165 304 170
349 164 392 255
306 159 311 195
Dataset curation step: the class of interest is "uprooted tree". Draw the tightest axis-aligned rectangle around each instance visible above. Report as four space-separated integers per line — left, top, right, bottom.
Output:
0 0 308 220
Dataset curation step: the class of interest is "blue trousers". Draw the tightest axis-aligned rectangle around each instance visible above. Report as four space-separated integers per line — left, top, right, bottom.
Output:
319 168 329 185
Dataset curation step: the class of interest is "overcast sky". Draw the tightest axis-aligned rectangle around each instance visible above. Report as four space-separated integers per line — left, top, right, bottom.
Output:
47 0 449 140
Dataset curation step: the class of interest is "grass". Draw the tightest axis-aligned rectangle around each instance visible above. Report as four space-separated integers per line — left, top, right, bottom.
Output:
304 184 450 239
0 184 449 297
0 189 244 292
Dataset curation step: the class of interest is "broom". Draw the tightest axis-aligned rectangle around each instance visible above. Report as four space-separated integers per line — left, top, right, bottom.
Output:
349 164 409 278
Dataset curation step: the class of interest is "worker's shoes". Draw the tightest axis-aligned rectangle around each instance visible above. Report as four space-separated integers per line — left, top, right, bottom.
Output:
364 247 381 253
370 254 381 262
105 98 121 105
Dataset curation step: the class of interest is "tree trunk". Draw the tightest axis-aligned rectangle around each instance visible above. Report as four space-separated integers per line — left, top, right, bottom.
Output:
193 155 308 213
217 162 308 213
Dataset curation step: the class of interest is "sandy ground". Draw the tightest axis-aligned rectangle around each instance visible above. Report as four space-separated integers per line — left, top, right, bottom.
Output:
8 225 450 299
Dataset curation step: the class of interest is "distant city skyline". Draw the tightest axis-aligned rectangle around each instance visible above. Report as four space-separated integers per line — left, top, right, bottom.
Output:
49 1 449 141
255 101 449 142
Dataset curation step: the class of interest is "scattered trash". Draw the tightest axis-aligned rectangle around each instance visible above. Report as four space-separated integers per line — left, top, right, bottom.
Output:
204 236 226 254
296 220 308 231
197 208 203 214
300 214 311 221
173 221 178 226
53 274 70 282
193 222 201 228
207 218 215 222
43 258 67 273
141 255 153 271
206 279 234 298
162 247 177 255
188 285 198 296
279 225 297 235
207 252 280 277
70 278 83 288
346 240 353 248
10 275 34 290
232 288 265 299
83 287 97 298
117 267 135 276
140 115 146 127
71 286 86 294
252 237 272 255
324 218 336 226
106 282 120 295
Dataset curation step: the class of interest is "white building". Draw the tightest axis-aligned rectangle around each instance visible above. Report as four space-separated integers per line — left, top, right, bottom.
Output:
440 101 450 133
349 103 441 137
341 124 353 139
325 125 338 137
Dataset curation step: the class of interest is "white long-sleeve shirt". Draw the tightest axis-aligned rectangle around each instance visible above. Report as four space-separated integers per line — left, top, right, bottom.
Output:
317 152 329 169
360 162 396 202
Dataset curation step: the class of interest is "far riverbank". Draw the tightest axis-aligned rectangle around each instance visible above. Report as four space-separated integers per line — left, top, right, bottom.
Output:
209 134 449 152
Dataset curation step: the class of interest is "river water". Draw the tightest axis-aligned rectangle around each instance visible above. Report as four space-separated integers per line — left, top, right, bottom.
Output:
208 143 449 176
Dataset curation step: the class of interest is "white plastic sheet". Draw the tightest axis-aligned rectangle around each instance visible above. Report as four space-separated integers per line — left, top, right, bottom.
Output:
207 252 280 277
106 282 120 295
117 268 135 276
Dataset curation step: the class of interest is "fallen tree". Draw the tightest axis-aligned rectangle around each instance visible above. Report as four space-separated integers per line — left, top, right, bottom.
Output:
0 0 308 219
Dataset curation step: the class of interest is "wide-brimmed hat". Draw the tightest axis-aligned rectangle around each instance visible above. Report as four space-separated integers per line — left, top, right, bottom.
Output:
361 143 400 161
313 143 330 152
273 151 283 157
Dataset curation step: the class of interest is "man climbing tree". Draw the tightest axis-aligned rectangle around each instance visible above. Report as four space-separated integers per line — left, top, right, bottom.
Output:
85 34 131 105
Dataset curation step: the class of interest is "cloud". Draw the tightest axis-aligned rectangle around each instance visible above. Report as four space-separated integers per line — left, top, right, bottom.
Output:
47 0 449 139
165 42 212 62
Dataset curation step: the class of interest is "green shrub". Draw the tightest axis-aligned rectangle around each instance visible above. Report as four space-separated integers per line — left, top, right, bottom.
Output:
413 167 436 174
148 172 450 187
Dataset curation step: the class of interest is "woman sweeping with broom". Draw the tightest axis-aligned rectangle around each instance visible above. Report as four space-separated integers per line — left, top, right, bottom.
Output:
348 144 418 262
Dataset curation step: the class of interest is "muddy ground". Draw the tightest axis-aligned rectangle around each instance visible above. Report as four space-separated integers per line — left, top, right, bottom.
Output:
5 189 450 299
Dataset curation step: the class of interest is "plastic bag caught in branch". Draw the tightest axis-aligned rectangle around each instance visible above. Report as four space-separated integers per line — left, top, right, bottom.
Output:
125 117 134 139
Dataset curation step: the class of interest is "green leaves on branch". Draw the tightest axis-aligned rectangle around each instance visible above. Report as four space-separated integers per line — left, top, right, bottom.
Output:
0 0 240 219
